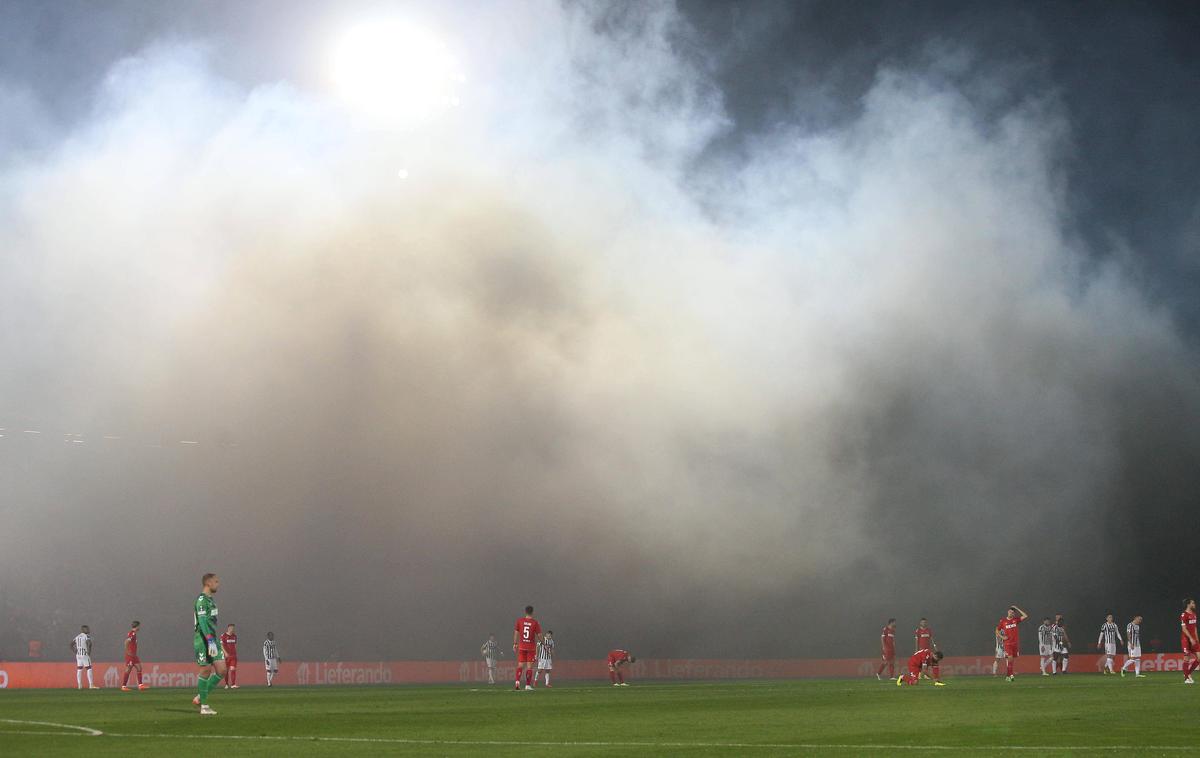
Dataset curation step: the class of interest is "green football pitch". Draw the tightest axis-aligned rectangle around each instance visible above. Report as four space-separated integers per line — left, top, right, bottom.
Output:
0 675 1195 756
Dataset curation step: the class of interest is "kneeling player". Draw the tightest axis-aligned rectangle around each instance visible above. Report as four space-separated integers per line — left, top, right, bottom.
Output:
896 649 945 686
608 649 635 686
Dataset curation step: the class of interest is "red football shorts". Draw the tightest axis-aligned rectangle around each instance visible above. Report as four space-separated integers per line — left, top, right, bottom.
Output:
1183 638 1197 655
226 657 238 667
124 656 141 666
881 652 895 661
1004 644 1019 658
517 647 536 663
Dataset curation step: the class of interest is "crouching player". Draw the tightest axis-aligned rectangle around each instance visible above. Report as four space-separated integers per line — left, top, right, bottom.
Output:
608 649 635 686
897 648 946 686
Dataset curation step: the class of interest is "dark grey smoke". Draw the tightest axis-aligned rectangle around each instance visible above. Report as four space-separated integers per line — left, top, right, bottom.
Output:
1 1 1198 663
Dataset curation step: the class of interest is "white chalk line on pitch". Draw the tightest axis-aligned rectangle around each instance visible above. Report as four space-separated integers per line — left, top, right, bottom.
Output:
5 727 1194 752
0 719 103 737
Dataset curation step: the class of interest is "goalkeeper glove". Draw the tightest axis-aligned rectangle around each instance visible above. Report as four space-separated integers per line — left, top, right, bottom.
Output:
207 639 219 658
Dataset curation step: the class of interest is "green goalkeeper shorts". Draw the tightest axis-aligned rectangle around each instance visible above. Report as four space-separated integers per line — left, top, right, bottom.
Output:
194 633 225 666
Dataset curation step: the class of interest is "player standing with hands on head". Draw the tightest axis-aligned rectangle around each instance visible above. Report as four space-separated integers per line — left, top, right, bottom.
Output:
71 625 98 690
513 606 541 691
191 573 226 715
121 621 149 691
221 624 239 689
1180 598 1199 684
877 619 897 680
996 605 1029 682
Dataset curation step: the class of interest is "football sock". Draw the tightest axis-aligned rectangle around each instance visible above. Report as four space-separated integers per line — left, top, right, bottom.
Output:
1039 658 1046 674
122 669 130 686
1135 660 1141 675
86 668 94 686
617 671 625 684
207 673 222 694
1050 660 1057 674
544 673 551 685
1062 658 1069 672
1006 660 1014 677
526 670 534 686
932 665 940 681
267 671 274 685
609 671 617 684
991 660 998 675
76 669 82 688
197 675 209 705
137 670 143 685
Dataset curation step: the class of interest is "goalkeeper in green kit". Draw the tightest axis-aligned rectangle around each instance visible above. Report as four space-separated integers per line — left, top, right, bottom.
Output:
191 573 227 715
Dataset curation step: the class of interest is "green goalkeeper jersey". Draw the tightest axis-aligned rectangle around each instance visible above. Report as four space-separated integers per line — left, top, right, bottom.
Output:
193 592 223 665
194 592 219 639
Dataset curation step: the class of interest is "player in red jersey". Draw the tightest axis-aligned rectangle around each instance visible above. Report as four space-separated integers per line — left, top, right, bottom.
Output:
896 648 945 686
120 621 149 691
914 618 941 682
877 619 897 680
220 624 240 689
996 605 1029 681
607 649 636 686
1180 598 1199 684
513 605 542 691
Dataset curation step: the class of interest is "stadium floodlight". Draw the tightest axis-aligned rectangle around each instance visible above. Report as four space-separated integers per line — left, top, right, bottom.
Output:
327 17 464 125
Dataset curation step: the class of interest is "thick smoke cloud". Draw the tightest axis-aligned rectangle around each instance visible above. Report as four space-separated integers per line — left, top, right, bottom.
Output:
2 2 1198 661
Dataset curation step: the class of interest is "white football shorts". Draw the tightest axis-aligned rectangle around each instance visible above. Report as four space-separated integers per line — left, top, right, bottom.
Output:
1127 645 1141 658
537 658 553 670
1104 643 1117 656
75 654 92 667
265 658 279 671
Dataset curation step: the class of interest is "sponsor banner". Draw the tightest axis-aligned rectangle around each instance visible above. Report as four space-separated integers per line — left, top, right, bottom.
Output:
1 653 1190 688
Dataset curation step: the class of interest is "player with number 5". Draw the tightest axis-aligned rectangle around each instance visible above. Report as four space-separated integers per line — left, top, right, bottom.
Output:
513 605 542 691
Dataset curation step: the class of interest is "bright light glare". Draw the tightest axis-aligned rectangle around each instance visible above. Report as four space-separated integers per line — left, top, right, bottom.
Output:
329 19 464 124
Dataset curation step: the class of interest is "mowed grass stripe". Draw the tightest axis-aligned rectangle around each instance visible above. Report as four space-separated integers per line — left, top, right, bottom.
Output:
0 676 1194 756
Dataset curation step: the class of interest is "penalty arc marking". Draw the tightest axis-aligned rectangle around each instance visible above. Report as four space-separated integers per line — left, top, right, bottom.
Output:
0 719 103 737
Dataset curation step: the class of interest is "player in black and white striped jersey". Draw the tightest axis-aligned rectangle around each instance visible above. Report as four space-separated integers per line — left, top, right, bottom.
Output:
480 634 500 685
1051 615 1071 673
536 631 556 687
992 633 1005 676
71 625 98 689
1037 618 1056 676
1097 614 1123 674
1120 615 1147 678
263 632 280 686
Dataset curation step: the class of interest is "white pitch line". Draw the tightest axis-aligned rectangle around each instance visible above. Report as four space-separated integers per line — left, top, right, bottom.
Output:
0 719 103 737
56 732 1198 752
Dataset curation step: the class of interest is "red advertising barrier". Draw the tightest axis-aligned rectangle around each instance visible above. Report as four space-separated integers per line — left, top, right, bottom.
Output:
0 653 1190 689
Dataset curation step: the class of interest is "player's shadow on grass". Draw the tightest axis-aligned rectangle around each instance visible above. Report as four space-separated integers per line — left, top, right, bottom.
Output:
159 707 203 714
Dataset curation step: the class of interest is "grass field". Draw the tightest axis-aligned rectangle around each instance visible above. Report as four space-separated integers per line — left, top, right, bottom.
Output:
1 675 1196 756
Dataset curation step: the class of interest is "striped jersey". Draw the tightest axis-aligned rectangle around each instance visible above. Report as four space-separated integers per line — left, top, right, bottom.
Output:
1126 622 1141 649
482 639 499 659
263 639 279 661
1098 622 1122 647
537 638 555 661
73 632 91 654
1051 624 1064 646
1037 624 1054 648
